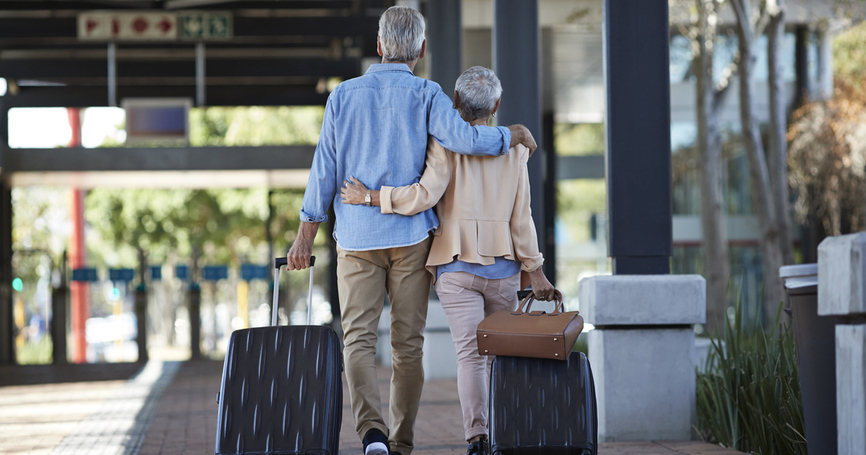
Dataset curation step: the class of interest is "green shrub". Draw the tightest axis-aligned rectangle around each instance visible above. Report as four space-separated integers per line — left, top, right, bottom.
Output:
695 299 806 454
16 335 53 365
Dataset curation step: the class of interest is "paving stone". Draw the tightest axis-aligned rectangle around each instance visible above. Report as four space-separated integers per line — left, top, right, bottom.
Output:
0 360 747 455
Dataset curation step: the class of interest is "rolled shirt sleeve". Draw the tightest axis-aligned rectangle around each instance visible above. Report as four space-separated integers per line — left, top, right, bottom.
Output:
300 94 338 223
427 89 511 157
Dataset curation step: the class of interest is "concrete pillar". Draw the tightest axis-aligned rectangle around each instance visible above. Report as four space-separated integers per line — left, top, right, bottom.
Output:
426 0 462 100
0 181 12 365
794 25 810 106
51 267 68 364
818 233 866 454
816 27 834 101
579 275 706 441
188 283 202 359
603 0 672 274
135 287 148 362
0 100 12 365
493 0 543 252
67 109 90 363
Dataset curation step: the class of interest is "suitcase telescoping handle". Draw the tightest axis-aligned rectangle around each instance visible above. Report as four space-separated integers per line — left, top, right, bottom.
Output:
272 256 316 327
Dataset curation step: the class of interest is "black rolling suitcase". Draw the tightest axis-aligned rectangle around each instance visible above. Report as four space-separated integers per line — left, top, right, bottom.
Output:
488 351 598 455
215 257 342 455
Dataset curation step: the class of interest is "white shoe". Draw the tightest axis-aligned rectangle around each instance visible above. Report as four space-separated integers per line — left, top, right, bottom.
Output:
365 441 389 455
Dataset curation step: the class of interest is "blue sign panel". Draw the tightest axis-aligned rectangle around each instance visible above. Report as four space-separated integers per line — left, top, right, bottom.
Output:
175 265 188 280
240 264 268 281
202 265 228 282
71 268 98 282
150 266 162 281
109 268 135 283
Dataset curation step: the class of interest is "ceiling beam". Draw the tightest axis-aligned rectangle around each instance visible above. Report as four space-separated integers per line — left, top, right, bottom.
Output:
0 57 359 79
3 85 330 107
4 145 317 172
0 1 355 11
0 16 378 39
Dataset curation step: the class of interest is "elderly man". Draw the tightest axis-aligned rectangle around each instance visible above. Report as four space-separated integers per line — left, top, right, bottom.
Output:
286 6 536 455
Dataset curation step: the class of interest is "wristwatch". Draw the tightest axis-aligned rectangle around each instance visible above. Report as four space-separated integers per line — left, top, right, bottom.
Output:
365 190 372 207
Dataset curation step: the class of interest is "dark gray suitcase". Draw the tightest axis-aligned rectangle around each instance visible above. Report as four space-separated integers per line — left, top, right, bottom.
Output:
488 351 597 455
215 257 342 455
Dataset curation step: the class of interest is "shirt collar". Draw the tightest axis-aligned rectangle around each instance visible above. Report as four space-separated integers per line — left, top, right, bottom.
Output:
365 63 414 75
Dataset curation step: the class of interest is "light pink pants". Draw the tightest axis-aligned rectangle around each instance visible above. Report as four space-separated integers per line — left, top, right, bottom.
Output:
434 271 520 441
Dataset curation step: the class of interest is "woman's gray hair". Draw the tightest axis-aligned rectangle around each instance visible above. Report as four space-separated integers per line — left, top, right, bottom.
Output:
455 66 502 121
378 6 426 62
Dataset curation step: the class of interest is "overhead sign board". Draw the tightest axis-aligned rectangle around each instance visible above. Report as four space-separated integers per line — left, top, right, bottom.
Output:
122 98 190 146
78 12 177 41
78 11 231 41
178 12 232 40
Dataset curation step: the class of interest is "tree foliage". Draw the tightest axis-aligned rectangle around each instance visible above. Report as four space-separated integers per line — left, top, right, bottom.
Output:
788 21 866 242
788 79 866 237
84 105 325 273
10 188 68 306
189 106 323 146
85 188 306 271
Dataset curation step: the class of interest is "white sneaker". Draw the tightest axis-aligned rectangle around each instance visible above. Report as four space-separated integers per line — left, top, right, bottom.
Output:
364 441 389 455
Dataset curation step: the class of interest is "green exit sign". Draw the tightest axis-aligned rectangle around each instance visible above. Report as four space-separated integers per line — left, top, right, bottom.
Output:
179 12 232 40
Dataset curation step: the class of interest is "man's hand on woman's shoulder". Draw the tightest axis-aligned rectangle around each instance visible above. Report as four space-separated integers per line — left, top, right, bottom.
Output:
507 124 537 157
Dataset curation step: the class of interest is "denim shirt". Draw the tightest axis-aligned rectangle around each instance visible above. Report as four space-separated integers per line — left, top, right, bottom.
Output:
300 63 512 251
437 257 522 281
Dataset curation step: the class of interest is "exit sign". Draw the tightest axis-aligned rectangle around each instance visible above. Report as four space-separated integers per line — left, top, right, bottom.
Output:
178 12 232 40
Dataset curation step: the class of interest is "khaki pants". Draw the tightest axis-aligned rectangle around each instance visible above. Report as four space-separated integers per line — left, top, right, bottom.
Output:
336 237 433 455
434 271 520 441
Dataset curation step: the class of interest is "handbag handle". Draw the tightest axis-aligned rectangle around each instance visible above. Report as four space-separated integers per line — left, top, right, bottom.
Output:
514 289 564 315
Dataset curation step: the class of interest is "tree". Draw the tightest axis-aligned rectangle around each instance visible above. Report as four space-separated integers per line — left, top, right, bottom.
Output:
673 0 797 325
672 0 749 332
693 0 732 333
789 21 866 249
766 0 795 268
730 0 788 323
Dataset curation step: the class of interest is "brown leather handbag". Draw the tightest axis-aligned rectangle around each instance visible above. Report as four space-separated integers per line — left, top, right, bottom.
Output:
476 290 584 360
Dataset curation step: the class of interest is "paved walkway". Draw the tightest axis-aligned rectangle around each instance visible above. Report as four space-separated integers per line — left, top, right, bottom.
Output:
0 360 745 455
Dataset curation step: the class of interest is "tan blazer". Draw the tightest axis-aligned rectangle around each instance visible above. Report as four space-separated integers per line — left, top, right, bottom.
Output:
380 136 543 280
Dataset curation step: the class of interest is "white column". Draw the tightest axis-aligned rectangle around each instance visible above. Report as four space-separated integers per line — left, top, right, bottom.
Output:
579 275 706 441
818 233 866 455
816 27 834 101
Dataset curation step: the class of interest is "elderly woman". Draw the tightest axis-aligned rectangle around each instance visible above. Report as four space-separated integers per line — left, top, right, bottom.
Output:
341 66 554 455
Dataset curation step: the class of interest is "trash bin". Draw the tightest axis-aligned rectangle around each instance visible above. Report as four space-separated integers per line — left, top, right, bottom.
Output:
780 263 837 455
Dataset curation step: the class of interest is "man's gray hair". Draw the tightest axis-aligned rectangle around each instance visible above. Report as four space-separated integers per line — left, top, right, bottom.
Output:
378 6 426 62
455 66 502 120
